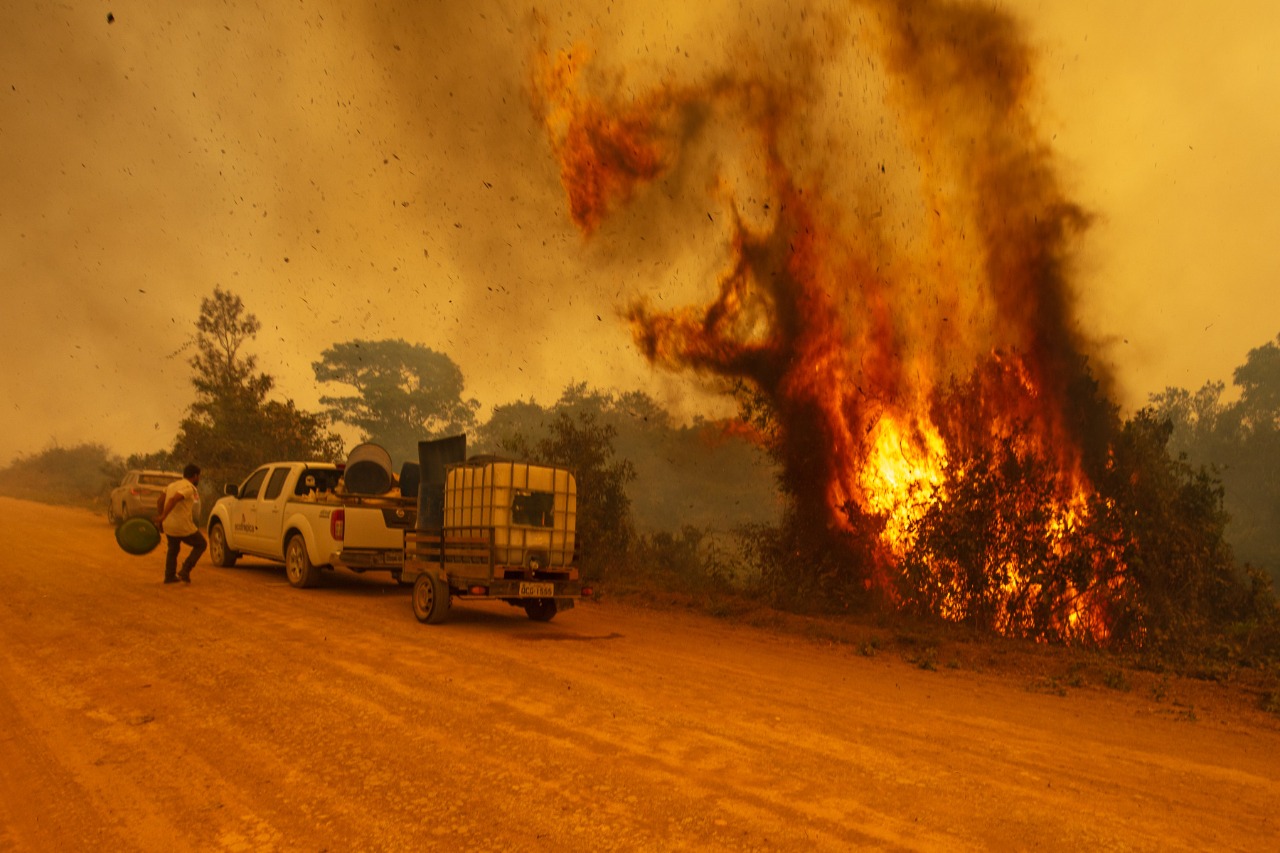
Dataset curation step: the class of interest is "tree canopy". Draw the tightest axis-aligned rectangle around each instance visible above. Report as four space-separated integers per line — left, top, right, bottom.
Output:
485 394 638 579
475 382 779 533
313 339 479 466
1150 331 1280 587
172 287 344 493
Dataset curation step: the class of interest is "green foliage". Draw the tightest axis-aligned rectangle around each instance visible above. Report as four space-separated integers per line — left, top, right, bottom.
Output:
733 510 874 614
476 382 780 533
187 287 273 409
474 381 782 586
504 405 638 580
313 339 479 466
0 443 123 510
475 399 551 454
625 525 742 592
1095 411 1243 650
126 449 178 472
1150 331 1280 587
172 287 344 494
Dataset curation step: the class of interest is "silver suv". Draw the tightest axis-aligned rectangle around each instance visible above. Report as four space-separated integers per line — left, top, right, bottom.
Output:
108 469 182 525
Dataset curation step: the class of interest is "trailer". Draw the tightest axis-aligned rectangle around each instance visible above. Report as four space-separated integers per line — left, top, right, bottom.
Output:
402 441 592 624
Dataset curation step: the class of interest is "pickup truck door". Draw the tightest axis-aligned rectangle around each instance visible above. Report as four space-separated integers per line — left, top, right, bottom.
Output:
254 466 293 554
229 466 270 552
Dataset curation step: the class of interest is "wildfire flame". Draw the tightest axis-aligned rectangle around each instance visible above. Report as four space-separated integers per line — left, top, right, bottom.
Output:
531 2 1128 644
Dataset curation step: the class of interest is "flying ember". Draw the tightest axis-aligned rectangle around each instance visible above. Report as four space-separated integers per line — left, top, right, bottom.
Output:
531 0 1129 644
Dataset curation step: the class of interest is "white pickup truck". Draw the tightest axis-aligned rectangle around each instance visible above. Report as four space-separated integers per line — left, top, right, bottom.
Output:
205 461 416 588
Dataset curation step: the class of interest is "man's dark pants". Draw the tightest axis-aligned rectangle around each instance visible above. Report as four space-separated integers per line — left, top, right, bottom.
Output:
165 531 207 582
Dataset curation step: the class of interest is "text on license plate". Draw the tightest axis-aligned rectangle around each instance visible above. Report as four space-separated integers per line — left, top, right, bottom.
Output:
519 582 554 597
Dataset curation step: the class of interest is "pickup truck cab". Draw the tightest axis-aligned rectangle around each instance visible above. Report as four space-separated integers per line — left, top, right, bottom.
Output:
206 461 415 588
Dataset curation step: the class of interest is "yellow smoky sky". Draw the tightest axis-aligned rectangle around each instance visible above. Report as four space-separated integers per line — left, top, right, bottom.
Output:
2 0 1278 463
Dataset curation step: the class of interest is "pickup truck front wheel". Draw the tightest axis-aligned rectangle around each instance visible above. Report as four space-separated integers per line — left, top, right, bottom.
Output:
208 521 239 568
412 573 450 624
285 534 321 589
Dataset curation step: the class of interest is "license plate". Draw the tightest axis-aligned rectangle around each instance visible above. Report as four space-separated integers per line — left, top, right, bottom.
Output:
519 582 554 597
383 551 403 565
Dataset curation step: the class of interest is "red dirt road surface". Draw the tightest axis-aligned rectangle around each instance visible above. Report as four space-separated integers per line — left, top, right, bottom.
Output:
0 496 1277 851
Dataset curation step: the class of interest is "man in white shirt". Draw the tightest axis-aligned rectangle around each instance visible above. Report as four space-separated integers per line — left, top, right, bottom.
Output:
155 463 206 584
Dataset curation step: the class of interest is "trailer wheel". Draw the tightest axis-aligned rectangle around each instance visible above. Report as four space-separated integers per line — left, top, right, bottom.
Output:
284 534 321 588
412 573 450 624
208 521 239 568
524 598 557 622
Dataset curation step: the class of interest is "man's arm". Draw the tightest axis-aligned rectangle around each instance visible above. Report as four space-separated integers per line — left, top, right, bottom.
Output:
156 492 183 524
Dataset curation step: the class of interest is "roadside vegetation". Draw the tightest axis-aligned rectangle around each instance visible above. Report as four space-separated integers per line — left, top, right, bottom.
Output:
2 289 1277 708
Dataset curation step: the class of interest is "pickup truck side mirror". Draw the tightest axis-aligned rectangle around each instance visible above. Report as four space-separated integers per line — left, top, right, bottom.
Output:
224 484 239 497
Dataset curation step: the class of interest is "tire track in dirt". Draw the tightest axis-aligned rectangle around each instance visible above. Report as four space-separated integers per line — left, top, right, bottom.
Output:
1 497 1278 851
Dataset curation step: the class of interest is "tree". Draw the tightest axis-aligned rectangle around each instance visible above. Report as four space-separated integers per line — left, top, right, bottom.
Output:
1098 410 1252 653
526 409 638 579
1223 334 1280 583
0 443 122 510
1150 331 1280 587
313 339 479 465
476 382 779 533
1234 334 1280 432
478 386 638 577
188 286 272 413
1148 381 1227 461
475 399 552 455
172 287 344 496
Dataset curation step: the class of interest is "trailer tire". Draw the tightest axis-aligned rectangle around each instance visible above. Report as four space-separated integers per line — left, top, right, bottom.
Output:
524 598 557 622
412 573 450 624
284 534 321 588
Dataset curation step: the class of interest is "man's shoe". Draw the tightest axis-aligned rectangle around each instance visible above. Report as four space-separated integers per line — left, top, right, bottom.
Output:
164 577 179 584
178 571 191 583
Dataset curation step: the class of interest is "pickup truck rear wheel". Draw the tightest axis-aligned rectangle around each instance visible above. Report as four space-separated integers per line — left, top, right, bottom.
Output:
208 521 239 568
412 573 450 624
285 534 321 589
524 598 558 622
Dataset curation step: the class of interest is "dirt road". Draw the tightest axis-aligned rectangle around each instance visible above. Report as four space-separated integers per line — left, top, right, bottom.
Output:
0 496 1276 851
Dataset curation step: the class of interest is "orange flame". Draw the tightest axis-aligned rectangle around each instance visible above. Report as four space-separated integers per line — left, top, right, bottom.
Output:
533 45 670 233
531 5 1126 644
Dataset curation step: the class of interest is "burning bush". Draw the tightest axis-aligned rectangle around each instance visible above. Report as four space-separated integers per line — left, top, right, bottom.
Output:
528 1 1280 654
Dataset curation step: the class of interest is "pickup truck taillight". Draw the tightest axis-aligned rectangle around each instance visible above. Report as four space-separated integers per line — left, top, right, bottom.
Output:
330 508 345 541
